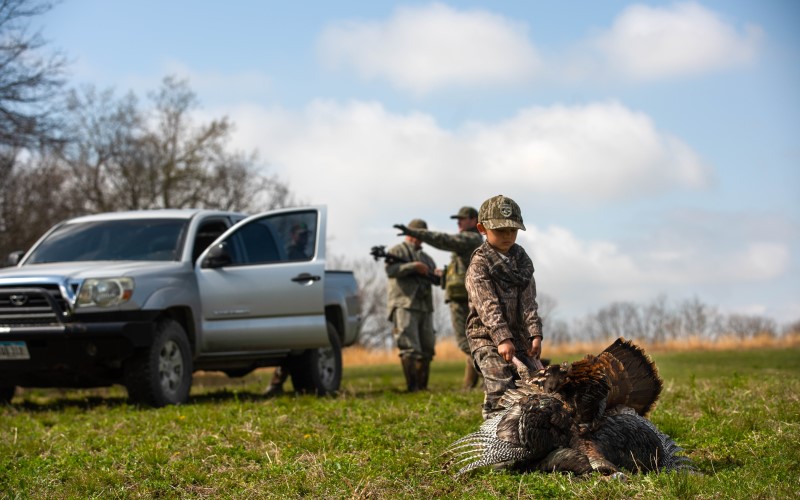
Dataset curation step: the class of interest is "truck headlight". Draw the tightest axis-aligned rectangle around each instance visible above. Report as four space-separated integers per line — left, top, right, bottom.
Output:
77 278 134 307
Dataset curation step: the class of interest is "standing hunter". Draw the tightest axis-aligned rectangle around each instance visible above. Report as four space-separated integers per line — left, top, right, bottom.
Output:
385 218 440 392
394 206 483 390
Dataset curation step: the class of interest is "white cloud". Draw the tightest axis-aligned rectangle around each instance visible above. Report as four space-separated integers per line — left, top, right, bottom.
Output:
466 101 713 200
590 2 762 80
315 2 762 93
317 3 540 94
219 99 711 229
520 219 793 320
211 100 796 322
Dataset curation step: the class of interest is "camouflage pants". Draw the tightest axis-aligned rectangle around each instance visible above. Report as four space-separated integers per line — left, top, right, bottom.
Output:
391 307 435 361
473 345 521 420
449 300 470 356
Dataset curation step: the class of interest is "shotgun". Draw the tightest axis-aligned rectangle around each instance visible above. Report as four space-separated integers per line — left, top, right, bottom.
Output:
370 245 443 287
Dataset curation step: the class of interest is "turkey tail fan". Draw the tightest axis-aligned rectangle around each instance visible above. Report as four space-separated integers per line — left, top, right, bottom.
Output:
602 337 663 416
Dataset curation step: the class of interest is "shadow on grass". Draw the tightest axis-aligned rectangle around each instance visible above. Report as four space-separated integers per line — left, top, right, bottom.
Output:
10 394 129 412
188 384 441 405
5 383 446 411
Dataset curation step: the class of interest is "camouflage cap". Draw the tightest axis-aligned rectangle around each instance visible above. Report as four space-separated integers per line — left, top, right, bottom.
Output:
407 218 428 229
450 206 478 219
478 195 525 230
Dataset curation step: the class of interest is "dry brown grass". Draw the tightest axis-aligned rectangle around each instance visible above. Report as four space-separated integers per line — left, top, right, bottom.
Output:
640 331 800 353
343 331 800 366
343 338 470 366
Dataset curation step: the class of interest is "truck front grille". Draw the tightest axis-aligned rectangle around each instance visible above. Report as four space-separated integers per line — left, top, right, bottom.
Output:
0 285 70 326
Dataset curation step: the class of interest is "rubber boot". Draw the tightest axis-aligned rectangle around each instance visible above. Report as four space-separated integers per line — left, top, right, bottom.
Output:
401 355 418 392
462 358 479 390
416 358 430 390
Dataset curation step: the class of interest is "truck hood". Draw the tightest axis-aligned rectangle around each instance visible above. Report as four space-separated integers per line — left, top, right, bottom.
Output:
0 261 186 284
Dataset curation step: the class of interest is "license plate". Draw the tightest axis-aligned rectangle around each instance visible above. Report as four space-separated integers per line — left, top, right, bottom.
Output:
0 341 30 360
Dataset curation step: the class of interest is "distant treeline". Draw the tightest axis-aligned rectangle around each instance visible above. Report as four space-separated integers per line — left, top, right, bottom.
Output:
543 295 796 346
335 254 798 349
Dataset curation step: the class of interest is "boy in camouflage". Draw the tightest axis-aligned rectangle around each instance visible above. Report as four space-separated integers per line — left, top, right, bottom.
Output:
465 195 543 419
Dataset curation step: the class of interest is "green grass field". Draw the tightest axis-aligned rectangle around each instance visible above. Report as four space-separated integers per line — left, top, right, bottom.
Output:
2 346 799 499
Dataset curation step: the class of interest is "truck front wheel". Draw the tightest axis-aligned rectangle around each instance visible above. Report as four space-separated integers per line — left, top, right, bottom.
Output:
124 319 193 407
289 321 342 396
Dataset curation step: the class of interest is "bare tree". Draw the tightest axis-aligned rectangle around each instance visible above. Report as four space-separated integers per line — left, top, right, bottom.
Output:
725 314 777 340
639 294 668 343
594 301 643 340
783 319 800 337
678 296 720 340
60 76 293 213
0 0 67 259
536 293 557 334
0 0 66 150
0 151 82 259
1 76 297 261
547 318 572 346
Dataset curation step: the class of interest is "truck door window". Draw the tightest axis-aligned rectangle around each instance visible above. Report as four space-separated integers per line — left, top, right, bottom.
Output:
225 211 317 266
284 213 316 261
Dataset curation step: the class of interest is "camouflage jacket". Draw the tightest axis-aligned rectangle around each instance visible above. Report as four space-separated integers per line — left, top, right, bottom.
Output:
465 241 542 354
402 226 482 302
385 241 437 316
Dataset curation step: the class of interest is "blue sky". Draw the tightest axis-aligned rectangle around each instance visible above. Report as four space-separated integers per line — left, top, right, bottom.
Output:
40 1 799 325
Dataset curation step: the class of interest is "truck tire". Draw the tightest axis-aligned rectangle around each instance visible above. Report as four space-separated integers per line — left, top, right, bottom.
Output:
0 385 15 404
289 321 342 396
124 319 193 407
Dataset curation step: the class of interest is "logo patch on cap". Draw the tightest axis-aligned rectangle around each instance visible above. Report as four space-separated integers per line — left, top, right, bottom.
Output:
500 203 512 217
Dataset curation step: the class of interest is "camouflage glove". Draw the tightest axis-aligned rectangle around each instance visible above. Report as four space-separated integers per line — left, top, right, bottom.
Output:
393 224 409 236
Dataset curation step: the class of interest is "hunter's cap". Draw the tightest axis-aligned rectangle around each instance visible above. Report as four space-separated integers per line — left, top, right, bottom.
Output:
450 206 478 219
478 195 525 230
407 218 428 229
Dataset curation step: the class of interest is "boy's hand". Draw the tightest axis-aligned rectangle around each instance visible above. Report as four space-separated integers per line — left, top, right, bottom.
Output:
528 337 542 359
498 339 515 362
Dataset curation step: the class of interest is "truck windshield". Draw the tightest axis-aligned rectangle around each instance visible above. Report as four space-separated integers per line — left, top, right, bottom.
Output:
27 219 188 263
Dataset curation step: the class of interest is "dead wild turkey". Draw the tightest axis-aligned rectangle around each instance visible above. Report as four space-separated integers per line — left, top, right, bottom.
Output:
443 338 693 477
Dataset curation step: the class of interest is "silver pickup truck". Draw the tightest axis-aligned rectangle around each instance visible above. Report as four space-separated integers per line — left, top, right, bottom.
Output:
0 206 361 406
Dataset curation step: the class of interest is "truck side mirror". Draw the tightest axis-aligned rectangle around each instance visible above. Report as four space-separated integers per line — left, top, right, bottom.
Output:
5 250 25 267
201 242 232 269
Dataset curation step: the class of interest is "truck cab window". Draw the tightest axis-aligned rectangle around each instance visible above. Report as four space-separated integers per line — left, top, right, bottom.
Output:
226 211 317 265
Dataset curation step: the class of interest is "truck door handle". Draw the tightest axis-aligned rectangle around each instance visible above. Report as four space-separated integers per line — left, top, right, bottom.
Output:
292 273 321 283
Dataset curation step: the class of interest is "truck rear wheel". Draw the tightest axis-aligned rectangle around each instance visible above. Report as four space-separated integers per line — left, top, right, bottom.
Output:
124 319 193 407
289 321 342 396
0 385 15 404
